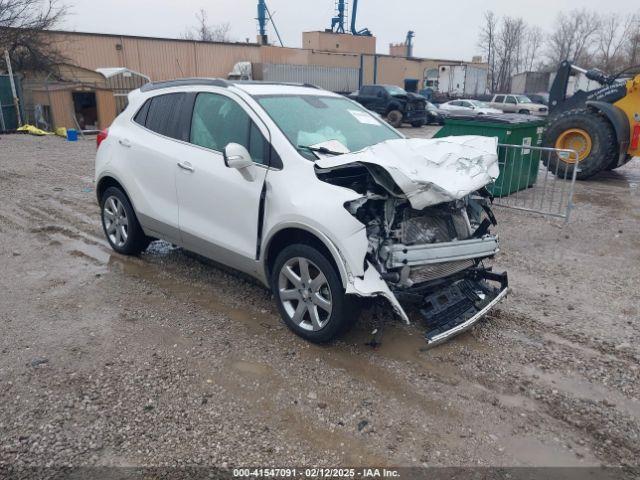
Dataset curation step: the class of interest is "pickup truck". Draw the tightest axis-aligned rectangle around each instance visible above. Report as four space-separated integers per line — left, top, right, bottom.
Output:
349 85 428 128
489 94 548 116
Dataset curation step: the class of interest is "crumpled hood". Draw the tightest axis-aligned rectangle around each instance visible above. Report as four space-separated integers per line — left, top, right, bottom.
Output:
315 136 499 210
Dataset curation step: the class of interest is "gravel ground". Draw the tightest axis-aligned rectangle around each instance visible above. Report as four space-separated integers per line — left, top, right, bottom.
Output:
0 131 639 472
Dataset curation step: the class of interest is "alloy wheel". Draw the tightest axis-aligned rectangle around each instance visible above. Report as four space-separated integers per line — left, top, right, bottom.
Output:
102 196 129 248
278 257 333 331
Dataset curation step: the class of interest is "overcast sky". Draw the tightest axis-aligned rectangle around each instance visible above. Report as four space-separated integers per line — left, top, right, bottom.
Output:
61 0 635 60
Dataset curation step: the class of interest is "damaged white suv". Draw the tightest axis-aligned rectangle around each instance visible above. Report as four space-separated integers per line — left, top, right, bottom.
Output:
95 79 508 346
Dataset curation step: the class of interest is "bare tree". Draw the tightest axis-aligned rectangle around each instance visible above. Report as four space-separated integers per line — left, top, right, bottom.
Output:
493 16 527 92
546 9 601 67
521 26 543 72
596 13 637 72
478 11 498 92
626 17 640 67
0 0 68 73
182 9 232 42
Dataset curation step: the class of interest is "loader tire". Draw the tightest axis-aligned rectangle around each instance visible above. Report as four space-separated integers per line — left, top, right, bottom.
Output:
543 108 617 180
605 154 633 171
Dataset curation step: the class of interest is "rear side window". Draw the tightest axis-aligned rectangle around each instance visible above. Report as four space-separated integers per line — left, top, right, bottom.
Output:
494 95 505 103
133 100 150 125
145 93 190 141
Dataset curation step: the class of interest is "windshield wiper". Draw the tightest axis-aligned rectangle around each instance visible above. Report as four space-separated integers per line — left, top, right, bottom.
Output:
298 145 344 156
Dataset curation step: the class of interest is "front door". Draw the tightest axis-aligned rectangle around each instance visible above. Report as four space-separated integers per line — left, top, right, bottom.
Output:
175 91 270 275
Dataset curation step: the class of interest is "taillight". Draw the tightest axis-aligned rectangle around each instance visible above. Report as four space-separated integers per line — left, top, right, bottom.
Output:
632 124 640 150
96 129 108 149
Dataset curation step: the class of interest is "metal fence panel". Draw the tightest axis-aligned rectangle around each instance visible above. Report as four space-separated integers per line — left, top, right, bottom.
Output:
491 144 579 222
262 63 359 93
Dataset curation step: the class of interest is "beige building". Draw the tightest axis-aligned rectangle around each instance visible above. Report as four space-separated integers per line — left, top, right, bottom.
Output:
22 29 485 129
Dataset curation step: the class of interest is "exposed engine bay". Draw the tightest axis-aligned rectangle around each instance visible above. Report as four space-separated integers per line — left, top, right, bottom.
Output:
315 137 509 346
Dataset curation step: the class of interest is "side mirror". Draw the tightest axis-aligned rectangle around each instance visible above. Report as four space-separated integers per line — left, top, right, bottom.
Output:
223 143 256 181
224 143 253 170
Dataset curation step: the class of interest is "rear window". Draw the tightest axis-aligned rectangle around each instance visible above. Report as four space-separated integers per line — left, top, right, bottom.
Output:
144 93 191 141
133 100 150 125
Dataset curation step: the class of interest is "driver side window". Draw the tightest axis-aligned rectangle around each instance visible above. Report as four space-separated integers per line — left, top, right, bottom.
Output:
190 92 269 165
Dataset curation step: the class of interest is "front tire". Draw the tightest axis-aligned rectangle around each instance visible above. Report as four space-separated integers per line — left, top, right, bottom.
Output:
542 108 617 180
271 244 353 343
100 187 151 255
386 110 403 128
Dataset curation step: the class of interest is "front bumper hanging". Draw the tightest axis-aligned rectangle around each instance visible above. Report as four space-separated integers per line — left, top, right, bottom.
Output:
419 269 509 347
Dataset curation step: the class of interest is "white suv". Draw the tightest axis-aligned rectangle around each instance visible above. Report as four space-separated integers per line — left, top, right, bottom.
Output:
95 79 508 346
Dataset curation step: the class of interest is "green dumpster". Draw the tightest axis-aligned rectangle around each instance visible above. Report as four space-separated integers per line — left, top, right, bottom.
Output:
434 114 546 197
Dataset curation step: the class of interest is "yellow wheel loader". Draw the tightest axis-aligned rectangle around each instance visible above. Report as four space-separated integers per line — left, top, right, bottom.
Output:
543 61 640 180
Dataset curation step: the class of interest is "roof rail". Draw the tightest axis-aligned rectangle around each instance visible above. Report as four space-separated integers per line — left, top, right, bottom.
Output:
140 78 230 92
231 80 320 89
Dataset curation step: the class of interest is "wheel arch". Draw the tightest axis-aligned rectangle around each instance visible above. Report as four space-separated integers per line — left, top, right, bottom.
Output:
262 225 350 289
96 174 132 206
586 101 629 160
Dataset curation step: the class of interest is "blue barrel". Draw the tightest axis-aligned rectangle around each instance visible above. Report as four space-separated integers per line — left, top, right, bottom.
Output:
66 129 78 141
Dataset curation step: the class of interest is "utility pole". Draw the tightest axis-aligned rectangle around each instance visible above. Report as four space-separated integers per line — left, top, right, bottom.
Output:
4 50 22 127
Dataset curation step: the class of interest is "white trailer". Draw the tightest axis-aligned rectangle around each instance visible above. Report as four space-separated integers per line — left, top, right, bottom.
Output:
228 62 360 94
437 65 488 97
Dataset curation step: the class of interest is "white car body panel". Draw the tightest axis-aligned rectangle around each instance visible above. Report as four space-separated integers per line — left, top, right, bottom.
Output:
315 136 500 210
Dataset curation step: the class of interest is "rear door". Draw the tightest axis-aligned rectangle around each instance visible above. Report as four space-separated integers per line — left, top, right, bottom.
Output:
175 91 270 275
491 95 505 110
504 95 518 112
123 92 192 243
357 86 377 110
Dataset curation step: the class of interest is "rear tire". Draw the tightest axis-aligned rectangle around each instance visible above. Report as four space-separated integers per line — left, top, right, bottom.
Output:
386 110 403 128
271 244 354 343
411 120 425 128
100 187 151 255
542 108 617 180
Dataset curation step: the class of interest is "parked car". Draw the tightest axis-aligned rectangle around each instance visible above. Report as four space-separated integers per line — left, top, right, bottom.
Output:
425 101 446 125
438 99 503 116
524 93 549 106
349 84 428 128
95 79 508 346
488 94 548 115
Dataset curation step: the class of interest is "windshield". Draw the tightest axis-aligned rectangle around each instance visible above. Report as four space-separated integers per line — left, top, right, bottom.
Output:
515 95 532 103
384 86 407 96
256 95 402 159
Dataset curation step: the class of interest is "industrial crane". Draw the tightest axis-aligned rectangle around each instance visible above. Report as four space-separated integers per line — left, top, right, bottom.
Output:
330 0 371 36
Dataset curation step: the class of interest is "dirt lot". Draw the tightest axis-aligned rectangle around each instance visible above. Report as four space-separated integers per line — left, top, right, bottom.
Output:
0 131 639 471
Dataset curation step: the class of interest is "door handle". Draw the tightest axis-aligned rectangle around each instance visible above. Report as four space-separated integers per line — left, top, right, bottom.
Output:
119 138 132 148
177 161 195 172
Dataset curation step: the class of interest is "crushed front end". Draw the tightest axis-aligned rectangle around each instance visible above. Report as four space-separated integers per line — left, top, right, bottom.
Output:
346 189 508 346
315 137 509 346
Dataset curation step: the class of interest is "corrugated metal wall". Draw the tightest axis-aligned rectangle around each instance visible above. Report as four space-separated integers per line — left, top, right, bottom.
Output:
41 31 485 91
50 32 262 81
262 64 359 93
